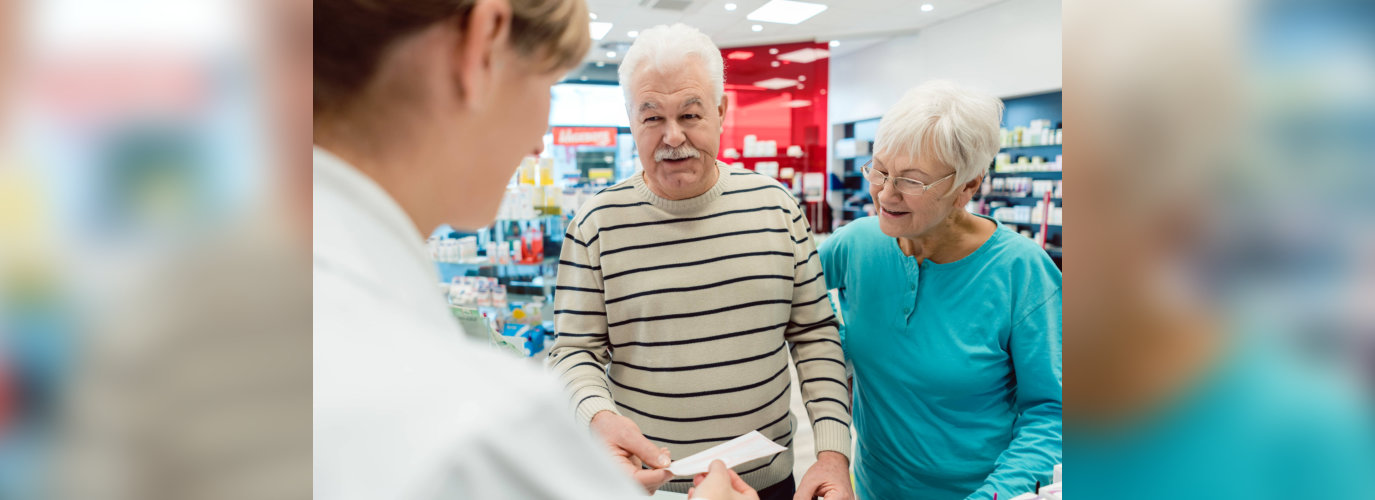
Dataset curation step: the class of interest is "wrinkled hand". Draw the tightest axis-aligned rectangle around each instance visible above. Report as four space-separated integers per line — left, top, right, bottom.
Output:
590 410 674 494
793 451 853 500
688 460 759 500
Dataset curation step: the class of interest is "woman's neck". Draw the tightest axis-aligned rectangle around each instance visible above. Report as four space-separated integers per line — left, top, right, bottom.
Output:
315 115 437 232
897 211 995 264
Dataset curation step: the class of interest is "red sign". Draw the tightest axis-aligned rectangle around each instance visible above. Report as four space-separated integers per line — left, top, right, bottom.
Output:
552 127 617 147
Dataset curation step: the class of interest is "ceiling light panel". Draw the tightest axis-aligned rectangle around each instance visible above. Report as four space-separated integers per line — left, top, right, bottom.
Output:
747 0 828 25
589 21 613 40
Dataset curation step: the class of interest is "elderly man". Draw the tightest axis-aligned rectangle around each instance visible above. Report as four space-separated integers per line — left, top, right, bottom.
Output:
547 23 852 500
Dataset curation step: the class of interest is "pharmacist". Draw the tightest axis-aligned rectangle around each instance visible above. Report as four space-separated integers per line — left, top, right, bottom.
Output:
819 81 1062 499
312 1 751 499
546 23 852 500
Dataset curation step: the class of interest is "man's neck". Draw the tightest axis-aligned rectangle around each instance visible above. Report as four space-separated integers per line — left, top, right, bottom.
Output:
645 162 720 201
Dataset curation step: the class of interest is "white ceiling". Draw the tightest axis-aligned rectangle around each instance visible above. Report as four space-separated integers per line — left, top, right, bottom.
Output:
583 0 1013 64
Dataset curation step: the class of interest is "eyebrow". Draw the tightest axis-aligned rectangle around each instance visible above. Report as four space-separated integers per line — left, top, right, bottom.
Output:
886 162 934 180
638 102 660 113
682 97 703 109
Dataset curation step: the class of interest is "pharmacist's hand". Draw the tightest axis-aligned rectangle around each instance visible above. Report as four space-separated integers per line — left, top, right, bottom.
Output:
590 410 674 494
688 460 759 500
794 451 853 500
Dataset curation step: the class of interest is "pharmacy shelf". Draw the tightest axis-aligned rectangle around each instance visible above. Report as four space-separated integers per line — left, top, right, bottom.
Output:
1000 143 1062 151
1003 221 1062 236
982 194 1063 206
990 170 1062 179
435 257 560 291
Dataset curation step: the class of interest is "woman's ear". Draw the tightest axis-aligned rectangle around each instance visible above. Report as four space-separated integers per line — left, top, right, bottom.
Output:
451 0 511 110
953 176 982 207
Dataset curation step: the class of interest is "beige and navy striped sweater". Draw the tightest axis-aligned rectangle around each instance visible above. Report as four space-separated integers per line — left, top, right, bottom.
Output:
547 162 851 493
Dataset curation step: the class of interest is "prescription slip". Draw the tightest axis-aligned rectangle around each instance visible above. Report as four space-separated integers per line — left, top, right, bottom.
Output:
667 431 786 476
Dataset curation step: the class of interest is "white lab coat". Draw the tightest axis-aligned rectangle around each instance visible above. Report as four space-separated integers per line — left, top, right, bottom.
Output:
312 147 646 500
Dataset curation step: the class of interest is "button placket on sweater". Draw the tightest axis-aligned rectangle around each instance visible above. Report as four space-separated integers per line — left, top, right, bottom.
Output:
901 255 920 322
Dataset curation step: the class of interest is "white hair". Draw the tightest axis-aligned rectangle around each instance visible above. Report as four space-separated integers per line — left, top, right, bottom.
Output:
617 23 725 109
874 80 1004 190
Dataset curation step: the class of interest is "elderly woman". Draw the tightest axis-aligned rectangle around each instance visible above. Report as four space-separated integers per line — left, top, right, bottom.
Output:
818 81 1062 500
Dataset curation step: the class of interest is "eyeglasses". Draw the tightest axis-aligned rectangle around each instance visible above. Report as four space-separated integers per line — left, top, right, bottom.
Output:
860 160 954 196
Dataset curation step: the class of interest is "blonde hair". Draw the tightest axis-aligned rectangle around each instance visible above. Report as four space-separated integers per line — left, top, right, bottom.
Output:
315 0 590 114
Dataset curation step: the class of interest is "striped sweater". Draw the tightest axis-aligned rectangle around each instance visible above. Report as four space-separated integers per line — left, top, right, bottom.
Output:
547 162 852 493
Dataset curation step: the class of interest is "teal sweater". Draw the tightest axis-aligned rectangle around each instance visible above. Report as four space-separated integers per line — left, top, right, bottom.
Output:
819 216 1062 499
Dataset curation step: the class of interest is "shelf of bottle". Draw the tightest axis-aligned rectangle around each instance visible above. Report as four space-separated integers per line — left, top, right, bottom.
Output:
1000 143 1062 150
982 194 1062 205
1002 220 1063 234
989 170 1062 179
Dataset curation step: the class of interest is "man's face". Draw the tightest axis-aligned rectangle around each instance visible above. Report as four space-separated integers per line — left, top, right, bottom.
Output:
627 58 726 199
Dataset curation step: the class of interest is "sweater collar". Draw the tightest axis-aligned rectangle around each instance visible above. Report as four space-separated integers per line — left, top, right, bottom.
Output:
631 160 729 214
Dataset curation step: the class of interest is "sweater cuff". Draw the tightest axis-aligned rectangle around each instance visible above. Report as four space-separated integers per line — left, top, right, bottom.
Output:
575 395 620 426
812 419 852 462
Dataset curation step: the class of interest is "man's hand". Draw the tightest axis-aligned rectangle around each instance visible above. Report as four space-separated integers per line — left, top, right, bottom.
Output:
590 410 674 494
794 451 853 500
689 460 759 500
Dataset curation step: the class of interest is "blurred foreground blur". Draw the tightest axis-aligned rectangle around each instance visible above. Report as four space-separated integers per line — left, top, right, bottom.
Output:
1066 0 1375 497
0 0 311 498
0 0 1371 498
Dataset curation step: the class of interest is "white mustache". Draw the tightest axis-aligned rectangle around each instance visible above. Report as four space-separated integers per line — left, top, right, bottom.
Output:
654 145 701 162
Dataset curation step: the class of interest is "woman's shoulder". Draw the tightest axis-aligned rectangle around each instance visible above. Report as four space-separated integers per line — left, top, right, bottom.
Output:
831 216 887 243
985 224 1062 283
822 216 888 255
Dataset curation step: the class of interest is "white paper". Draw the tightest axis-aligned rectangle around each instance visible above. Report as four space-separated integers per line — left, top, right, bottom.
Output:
666 431 786 476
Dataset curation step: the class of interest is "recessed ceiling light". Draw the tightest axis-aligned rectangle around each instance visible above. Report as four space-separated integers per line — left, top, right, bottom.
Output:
589 22 613 40
753 77 800 90
596 61 605 67
771 61 780 67
784 100 811 108
726 51 755 60
589 12 597 20
752 24 764 32
747 0 828 25
724 2 738 11
829 40 840 47
628 30 639 38
769 48 779 55
776 47 829 63
607 51 617 58
921 3 934 12
797 75 806 81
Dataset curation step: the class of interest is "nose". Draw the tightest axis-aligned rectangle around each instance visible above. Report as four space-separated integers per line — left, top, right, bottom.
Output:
661 120 686 148
874 176 903 204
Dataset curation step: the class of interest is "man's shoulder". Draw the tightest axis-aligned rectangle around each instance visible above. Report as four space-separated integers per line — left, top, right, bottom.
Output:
571 180 646 229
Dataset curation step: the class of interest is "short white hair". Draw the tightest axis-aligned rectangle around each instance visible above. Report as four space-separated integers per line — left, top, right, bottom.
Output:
874 80 1004 189
618 23 725 109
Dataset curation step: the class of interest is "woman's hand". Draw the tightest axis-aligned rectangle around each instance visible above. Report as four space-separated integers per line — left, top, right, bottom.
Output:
688 460 759 500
